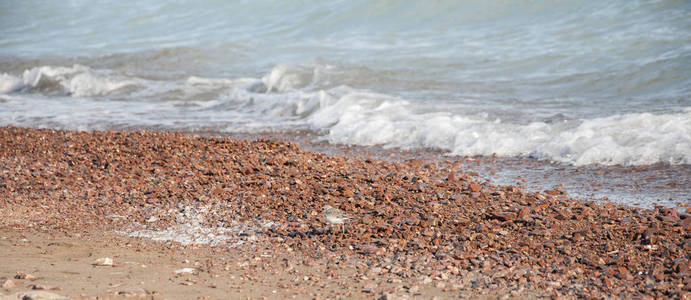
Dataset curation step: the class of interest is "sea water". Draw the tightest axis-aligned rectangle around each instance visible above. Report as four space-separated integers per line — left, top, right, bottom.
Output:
1 0 689 207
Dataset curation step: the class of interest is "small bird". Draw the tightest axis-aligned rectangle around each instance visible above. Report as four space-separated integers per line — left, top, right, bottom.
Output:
322 205 354 225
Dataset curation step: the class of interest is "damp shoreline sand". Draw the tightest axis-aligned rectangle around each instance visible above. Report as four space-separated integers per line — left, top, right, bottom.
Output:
0 126 689 299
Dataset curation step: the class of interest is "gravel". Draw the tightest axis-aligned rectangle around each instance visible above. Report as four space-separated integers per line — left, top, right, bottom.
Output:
1 126 689 298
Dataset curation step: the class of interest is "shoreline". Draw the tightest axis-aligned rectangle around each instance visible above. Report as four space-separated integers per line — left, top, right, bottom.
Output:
200 128 691 211
1 126 689 299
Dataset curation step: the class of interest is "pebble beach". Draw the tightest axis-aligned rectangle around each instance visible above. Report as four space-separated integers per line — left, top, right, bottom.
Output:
1 126 689 299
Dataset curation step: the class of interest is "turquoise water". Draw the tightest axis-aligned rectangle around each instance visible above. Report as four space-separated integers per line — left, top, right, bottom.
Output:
1 0 690 166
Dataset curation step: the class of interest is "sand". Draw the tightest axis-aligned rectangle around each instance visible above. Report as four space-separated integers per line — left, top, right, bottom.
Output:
1 228 541 299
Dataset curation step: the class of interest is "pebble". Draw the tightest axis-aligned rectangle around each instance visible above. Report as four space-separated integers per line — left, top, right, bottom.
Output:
175 267 198 275
8 291 70 300
118 287 148 296
30 284 61 291
469 183 482 193
378 293 401 300
92 257 114 266
1 278 16 289
14 272 38 281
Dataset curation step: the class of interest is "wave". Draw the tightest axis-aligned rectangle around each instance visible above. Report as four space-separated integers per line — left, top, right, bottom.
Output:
0 65 139 97
0 65 262 100
186 65 691 166
311 93 691 166
1 64 689 167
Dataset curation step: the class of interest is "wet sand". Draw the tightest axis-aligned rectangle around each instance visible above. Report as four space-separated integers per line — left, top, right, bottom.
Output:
0 126 689 299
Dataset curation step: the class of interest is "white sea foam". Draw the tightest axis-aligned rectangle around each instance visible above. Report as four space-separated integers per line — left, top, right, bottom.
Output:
0 65 138 97
310 91 691 166
67 71 134 97
247 83 689 166
262 64 317 92
0 73 23 94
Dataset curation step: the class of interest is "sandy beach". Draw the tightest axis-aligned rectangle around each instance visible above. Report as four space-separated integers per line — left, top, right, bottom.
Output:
1 126 689 299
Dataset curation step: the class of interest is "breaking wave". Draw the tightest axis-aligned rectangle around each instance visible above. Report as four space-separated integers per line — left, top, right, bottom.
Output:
2 64 689 167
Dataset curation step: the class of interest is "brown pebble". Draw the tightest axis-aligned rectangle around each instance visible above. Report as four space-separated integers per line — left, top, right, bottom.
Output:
469 183 481 193
14 272 38 281
30 284 61 291
1 279 16 289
